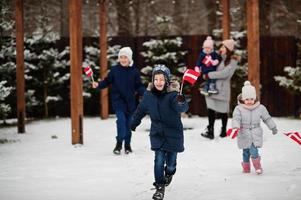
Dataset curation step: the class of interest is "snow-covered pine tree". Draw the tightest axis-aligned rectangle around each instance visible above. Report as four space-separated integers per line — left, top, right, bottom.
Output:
0 0 16 121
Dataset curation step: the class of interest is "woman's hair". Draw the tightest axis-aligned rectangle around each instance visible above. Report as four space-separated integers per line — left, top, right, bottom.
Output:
224 46 234 66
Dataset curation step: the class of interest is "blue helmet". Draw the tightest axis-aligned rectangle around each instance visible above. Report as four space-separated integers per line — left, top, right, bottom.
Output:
152 64 171 84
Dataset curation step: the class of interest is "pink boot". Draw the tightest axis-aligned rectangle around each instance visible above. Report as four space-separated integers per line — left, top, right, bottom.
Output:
241 162 250 173
251 156 263 174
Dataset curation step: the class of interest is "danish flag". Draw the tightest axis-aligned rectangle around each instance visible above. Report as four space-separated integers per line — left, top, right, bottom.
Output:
182 69 201 85
226 128 240 139
283 132 301 145
83 65 93 77
202 55 213 67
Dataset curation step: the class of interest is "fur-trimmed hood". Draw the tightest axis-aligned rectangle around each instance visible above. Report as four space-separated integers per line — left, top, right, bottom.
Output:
237 93 260 110
147 81 180 93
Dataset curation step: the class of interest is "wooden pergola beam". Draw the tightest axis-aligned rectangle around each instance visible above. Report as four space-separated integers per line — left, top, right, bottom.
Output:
247 0 260 98
69 0 83 144
99 0 109 119
222 0 230 40
16 0 25 133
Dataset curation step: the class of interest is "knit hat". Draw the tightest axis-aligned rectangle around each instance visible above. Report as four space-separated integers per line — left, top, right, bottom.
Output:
152 64 171 84
241 81 256 100
222 39 235 51
118 47 133 66
203 36 214 49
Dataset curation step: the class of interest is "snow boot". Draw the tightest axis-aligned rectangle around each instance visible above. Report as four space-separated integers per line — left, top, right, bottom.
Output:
219 126 227 138
251 156 263 174
124 143 133 154
241 162 251 173
113 141 122 155
164 168 176 187
201 126 214 139
208 83 218 94
152 183 165 200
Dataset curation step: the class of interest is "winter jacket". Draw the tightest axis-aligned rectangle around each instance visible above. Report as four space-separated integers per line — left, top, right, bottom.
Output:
97 64 145 114
131 82 189 153
196 50 222 74
205 58 238 113
232 95 277 149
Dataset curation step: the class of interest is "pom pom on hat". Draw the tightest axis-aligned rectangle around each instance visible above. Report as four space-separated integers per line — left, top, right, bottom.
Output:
203 36 214 49
241 81 256 100
222 39 235 51
118 47 133 66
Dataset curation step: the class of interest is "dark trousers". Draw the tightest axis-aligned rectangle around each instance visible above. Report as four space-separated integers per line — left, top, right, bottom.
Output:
115 110 132 145
208 108 228 129
154 150 177 185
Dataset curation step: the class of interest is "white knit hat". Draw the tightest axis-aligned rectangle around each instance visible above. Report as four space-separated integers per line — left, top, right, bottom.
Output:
241 81 256 100
118 47 133 66
203 36 214 49
222 39 235 51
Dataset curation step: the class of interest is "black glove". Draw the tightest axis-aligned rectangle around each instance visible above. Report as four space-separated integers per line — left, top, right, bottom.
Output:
130 125 136 132
176 94 185 103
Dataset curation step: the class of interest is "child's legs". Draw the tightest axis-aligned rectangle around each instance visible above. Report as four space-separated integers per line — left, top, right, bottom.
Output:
242 148 251 163
115 110 127 143
124 113 132 145
249 143 259 159
165 152 177 175
154 150 166 185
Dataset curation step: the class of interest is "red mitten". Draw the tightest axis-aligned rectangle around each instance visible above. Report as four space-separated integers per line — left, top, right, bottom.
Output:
226 128 240 139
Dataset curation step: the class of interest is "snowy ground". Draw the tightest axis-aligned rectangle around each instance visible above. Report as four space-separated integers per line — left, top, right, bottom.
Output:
0 116 300 200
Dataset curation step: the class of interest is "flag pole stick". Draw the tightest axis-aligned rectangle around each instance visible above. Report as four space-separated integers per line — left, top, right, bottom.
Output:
91 75 94 83
180 81 184 95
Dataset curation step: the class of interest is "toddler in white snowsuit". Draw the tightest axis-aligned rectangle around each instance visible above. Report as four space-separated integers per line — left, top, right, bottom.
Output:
231 81 278 174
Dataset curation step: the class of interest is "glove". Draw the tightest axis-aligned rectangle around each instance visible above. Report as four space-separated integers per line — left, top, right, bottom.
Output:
176 94 185 103
130 124 136 132
271 127 278 135
226 128 240 139
194 66 201 72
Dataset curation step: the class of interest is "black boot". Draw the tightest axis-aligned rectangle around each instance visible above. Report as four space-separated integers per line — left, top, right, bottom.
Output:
124 143 133 154
164 168 176 187
113 141 122 155
152 183 165 200
219 127 227 138
201 126 214 139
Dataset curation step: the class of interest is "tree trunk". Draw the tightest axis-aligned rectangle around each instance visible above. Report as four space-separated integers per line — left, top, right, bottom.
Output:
114 0 132 36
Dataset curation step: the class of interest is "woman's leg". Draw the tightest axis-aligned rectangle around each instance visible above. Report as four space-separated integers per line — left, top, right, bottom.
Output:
220 112 228 137
201 109 215 139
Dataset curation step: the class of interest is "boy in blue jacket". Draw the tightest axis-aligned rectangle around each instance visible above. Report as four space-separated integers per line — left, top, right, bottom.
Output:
131 64 189 200
92 47 145 155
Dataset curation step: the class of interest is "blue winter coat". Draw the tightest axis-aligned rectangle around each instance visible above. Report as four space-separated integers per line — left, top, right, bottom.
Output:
131 82 189 153
97 64 145 114
196 50 222 74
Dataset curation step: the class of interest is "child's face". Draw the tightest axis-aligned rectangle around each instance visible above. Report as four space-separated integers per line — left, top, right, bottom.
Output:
203 47 212 54
119 55 130 67
154 74 166 91
244 98 255 106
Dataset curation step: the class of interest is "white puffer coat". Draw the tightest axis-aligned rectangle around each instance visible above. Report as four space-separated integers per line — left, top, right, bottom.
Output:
232 95 277 149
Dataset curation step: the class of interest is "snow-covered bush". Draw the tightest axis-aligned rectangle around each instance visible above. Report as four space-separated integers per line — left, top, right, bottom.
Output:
274 66 301 93
0 81 13 121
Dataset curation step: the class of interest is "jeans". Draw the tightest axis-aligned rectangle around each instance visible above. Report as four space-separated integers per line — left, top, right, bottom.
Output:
242 143 259 162
154 150 177 185
115 110 132 145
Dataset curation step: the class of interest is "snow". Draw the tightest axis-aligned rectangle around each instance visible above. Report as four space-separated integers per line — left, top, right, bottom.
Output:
0 117 300 200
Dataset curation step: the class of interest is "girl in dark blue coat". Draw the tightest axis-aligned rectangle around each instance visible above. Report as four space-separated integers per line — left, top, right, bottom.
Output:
92 47 145 155
131 64 189 200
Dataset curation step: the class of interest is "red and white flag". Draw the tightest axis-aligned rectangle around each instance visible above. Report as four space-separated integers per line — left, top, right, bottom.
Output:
183 69 200 85
83 65 93 77
202 55 213 67
226 128 240 139
284 132 301 145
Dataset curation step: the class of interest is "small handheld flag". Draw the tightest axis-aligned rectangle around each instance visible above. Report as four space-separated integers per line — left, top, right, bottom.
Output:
226 128 240 139
180 69 201 94
202 55 213 67
283 132 301 145
83 65 94 82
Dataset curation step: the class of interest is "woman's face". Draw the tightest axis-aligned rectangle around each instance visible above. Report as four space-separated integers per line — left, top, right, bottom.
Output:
154 74 166 91
219 45 227 55
119 55 130 67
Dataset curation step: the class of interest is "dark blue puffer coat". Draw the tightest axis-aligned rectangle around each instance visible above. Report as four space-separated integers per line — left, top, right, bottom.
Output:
131 82 189 153
97 64 145 114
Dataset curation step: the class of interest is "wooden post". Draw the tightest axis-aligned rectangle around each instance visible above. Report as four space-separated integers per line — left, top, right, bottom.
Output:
69 0 83 144
247 0 260 98
222 0 230 40
16 0 25 133
99 0 109 119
